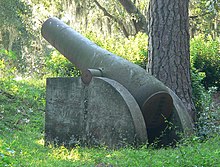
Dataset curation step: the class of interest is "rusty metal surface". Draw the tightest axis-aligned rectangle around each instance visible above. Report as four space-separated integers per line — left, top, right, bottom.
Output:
81 69 103 84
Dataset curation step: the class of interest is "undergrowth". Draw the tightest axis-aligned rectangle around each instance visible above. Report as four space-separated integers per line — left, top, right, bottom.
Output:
0 77 220 167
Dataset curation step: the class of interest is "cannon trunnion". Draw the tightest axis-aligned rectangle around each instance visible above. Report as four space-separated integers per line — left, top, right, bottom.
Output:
42 17 194 148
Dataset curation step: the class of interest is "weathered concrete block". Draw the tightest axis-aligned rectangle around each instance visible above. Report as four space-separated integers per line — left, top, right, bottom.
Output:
45 77 147 148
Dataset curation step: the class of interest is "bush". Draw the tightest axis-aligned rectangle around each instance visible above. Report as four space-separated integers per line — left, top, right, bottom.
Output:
190 35 220 90
45 50 80 77
85 32 148 69
190 36 220 138
191 66 220 138
0 49 18 79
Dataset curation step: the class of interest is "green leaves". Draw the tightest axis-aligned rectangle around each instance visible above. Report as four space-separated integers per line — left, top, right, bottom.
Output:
206 0 220 13
0 0 30 27
190 0 220 39
190 35 220 89
45 50 80 77
85 31 148 68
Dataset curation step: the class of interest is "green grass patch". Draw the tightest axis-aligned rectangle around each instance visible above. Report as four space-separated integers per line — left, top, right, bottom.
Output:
0 78 220 166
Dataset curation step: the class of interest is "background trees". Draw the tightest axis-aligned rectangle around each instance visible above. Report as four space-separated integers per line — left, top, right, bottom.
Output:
190 0 220 39
0 0 32 73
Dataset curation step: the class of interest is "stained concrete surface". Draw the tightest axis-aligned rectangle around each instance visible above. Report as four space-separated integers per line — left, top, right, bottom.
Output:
45 77 147 148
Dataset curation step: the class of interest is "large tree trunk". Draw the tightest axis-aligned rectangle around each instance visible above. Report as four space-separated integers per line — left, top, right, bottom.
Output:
147 0 196 120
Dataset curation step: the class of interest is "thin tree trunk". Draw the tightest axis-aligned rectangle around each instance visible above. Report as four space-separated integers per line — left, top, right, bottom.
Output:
147 0 196 120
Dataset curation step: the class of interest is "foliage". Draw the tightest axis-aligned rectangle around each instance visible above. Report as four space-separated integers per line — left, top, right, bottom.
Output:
191 68 220 138
45 50 80 77
190 35 220 89
0 77 220 166
85 32 148 68
0 0 31 38
0 50 18 79
190 0 220 39
190 35 220 138
0 0 33 73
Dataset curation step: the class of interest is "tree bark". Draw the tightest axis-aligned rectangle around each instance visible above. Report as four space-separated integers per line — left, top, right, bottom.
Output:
147 0 196 120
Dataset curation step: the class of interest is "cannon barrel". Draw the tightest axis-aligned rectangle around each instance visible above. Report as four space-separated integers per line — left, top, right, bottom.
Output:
41 17 192 132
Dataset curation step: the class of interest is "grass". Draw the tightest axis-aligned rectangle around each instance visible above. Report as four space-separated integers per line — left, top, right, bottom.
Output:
0 77 220 167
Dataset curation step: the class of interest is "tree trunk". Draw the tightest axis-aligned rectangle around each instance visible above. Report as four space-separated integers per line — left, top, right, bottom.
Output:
147 0 196 120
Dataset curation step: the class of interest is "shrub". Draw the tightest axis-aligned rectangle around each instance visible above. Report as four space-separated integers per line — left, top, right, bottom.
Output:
191 66 220 138
190 36 220 138
45 50 80 77
0 49 18 79
190 35 220 90
85 32 148 69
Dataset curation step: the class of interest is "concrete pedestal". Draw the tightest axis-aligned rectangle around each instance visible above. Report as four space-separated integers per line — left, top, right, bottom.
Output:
45 77 147 148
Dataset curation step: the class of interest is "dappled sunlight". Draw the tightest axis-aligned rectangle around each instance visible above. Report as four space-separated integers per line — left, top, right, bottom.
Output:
36 138 82 161
105 154 112 158
49 146 81 161
36 138 44 146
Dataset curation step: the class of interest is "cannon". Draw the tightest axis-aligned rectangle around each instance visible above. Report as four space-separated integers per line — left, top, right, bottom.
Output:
42 17 194 148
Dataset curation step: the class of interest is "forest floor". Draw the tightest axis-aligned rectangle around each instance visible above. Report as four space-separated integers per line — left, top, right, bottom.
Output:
0 78 219 167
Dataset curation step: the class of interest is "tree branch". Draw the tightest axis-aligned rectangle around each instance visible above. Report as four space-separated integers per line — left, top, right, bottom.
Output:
117 0 148 34
189 12 211 19
94 0 129 37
